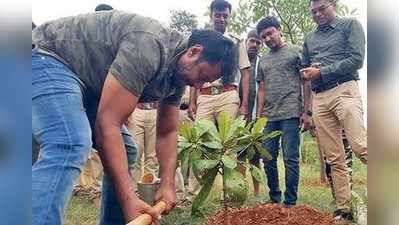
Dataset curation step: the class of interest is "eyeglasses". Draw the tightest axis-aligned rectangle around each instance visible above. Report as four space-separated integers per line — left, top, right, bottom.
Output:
310 3 332 15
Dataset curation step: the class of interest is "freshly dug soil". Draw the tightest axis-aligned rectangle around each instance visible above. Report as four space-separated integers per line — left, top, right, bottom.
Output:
203 204 334 225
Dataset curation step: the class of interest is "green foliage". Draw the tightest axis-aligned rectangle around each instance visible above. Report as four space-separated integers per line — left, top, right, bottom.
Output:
301 139 319 165
191 168 218 216
228 0 356 45
169 9 198 35
223 167 249 205
178 112 279 215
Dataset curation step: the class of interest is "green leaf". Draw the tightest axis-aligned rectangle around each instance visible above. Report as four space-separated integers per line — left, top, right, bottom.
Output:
177 147 191 175
255 143 273 161
217 111 232 142
262 130 282 141
231 142 251 154
196 119 221 142
246 146 256 162
189 150 202 169
202 141 223 150
223 167 249 204
221 155 237 169
179 121 193 140
252 117 267 134
245 121 254 130
192 159 220 184
226 115 246 141
177 140 191 150
192 168 218 216
250 164 266 185
193 122 208 139
193 159 219 170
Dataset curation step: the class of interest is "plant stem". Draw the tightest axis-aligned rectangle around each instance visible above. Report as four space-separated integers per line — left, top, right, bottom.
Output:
222 168 230 225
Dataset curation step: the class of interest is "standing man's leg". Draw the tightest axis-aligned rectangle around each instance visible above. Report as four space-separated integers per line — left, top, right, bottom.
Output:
187 95 216 200
216 90 240 120
143 109 158 177
337 81 367 164
32 52 92 225
313 90 351 211
342 130 354 190
99 125 138 225
280 118 300 207
262 121 281 203
127 109 145 183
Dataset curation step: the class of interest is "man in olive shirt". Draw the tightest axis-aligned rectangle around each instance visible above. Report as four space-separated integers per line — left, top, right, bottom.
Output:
301 0 367 220
256 16 312 208
32 11 237 225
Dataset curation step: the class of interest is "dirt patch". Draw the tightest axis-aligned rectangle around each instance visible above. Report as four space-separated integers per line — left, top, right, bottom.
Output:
203 204 334 225
302 178 366 188
302 179 329 188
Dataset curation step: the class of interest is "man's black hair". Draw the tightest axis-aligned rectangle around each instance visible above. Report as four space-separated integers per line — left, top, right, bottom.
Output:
309 0 338 6
95 4 113 12
210 0 232 14
256 16 281 36
188 29 238 84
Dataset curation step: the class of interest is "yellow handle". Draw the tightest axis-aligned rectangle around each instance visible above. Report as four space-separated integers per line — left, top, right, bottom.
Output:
126 201 167 225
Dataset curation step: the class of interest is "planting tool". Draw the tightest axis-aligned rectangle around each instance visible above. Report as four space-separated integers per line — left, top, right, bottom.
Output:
126 200 167 225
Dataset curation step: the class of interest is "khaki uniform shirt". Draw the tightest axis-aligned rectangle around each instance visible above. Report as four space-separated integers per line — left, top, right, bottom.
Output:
202 32 250 88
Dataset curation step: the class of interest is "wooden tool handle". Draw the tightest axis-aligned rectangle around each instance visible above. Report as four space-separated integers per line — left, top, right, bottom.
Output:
126 201 167 225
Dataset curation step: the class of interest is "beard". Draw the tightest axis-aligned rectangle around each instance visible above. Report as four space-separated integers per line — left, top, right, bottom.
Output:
175 62 195 87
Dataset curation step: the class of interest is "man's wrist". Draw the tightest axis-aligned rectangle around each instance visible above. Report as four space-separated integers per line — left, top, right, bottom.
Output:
304 110 312 117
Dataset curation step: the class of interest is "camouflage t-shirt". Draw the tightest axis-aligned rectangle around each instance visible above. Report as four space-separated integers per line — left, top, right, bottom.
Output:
32 11 187 106
256 44 303 121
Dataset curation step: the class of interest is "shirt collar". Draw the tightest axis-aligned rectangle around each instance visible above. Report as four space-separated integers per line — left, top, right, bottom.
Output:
317 16 339 32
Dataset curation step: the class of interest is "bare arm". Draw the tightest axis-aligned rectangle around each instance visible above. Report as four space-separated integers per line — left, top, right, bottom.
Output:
154 102 180 213
256 81 265 119
239 68 251 119
188 87 198 121
95 73 158 222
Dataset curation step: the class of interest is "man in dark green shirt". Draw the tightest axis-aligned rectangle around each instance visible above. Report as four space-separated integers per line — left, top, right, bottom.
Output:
32 11 237 225
301 0 367 221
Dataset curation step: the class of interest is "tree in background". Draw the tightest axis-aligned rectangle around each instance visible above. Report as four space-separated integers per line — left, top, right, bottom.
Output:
169 9 199 35
228 0 356 45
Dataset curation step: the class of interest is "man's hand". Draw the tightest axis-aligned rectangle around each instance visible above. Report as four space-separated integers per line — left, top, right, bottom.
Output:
300 67 321 81
188 102 196 121
299 113 312 132
125 197 160 224
154 183 177 214
239 104 250 121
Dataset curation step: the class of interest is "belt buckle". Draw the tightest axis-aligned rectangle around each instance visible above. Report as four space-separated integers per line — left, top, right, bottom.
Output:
143 102 154 110
210 86 222 95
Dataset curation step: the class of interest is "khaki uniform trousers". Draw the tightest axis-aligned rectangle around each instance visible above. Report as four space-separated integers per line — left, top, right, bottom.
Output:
312 80 367 210
128 108 186 200
127 108 158 183
187 90 240 199
76 149 103 192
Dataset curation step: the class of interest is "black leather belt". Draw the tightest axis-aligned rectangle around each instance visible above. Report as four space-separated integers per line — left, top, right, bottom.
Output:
313 78 355 93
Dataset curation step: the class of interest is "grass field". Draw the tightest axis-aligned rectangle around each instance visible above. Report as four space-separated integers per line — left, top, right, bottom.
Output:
65 133 367 225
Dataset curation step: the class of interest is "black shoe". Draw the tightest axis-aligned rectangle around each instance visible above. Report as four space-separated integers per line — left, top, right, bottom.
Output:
265 199 280 204
333 209 354 221
283 203 295 208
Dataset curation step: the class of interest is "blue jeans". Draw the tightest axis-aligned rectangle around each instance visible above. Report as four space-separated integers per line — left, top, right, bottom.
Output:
262 118 300 205
32 50 138 225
